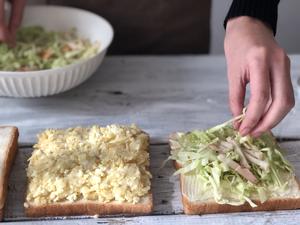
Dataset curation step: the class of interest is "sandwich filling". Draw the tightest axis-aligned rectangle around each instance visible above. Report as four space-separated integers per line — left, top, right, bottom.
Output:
169 115 300 207
0 26 99 71
26 125 151 205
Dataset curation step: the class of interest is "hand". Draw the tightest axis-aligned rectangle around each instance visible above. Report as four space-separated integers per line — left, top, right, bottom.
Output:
0 0 26 45
224 16 294 137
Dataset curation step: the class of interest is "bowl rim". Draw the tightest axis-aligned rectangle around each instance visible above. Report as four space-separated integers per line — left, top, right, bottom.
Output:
0 5 114 76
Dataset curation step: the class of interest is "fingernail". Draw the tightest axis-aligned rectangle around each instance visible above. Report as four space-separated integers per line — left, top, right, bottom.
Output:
239 127 251 136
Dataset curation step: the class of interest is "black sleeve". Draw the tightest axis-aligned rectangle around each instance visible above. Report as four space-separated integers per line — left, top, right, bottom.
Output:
224 0 280 35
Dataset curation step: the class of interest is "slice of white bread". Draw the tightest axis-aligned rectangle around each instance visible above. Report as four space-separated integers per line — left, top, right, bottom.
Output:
24 126 153 217
25 194 153 217
169 133 300 215
0 126 19 220
179 175 300 215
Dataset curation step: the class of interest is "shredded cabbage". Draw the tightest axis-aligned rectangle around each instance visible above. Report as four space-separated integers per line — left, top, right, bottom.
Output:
0 26 99 71
170 112 298 207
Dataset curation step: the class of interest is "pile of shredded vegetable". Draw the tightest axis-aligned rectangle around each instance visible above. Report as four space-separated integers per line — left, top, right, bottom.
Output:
169 111 300 207
0 26 99 71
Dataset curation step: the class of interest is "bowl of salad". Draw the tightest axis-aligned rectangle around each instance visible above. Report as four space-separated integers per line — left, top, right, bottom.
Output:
0 5 113 97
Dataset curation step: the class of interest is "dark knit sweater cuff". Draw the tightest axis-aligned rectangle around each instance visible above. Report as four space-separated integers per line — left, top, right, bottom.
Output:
224 0 280 35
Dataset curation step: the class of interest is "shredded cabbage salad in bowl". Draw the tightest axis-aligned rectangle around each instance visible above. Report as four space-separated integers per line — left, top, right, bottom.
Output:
169 111 298 207
0 26 100 71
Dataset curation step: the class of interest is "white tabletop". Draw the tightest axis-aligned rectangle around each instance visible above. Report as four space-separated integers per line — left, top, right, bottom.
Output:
2 55 300 224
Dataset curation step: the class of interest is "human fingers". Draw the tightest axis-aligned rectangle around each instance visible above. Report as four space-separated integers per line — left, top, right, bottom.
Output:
0 0 9 42
239 50 270 136
9 0 26 43
227 69 246 129
251 52 294 137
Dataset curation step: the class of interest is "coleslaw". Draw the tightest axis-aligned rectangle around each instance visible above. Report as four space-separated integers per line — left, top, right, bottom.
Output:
169 111 300 207
0 26 100 71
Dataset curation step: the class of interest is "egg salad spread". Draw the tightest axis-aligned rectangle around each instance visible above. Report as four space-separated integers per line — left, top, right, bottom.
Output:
26 125 151 205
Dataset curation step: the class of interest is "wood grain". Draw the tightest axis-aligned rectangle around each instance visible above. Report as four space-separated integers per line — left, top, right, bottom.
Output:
3 141 300 223
0 56 299 146
5 210 300 225
1 55 300 224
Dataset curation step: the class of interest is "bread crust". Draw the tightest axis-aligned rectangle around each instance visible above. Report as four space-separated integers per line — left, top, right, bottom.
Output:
180 176 300 215
0 126 19 221
25 193 153 217
182 194 300 215
169 132 300 215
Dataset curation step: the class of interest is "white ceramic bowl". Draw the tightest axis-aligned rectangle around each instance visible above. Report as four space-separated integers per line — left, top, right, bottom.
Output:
0 5 113 97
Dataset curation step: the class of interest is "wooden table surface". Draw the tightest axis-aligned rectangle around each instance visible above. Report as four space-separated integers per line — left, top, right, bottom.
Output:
1 55 300 225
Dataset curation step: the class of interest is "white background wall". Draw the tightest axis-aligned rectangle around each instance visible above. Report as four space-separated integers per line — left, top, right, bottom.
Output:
28 0 300 54
211 0 300 54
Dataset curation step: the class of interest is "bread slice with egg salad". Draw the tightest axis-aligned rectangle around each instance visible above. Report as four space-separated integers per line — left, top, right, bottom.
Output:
24 125 152 217
0 126 19 220
169 113 300 214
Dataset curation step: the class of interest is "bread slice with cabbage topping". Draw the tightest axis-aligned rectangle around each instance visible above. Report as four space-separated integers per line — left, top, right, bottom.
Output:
169 117 300 214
